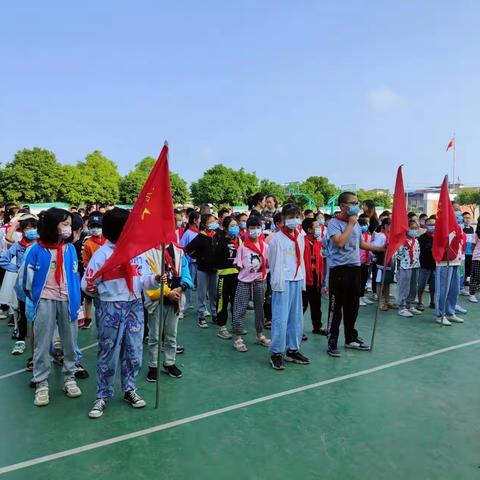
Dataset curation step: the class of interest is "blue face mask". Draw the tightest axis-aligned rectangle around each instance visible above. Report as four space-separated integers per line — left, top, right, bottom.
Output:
239 221 247 229
318 219 325 226
208 223 219 231
249 228 262 239
285 218 301 230
228 226 240 237
407 229 418 238
314 227 322 238
426 225 435 233
347 205 360 216
176 221 183 228
456 214 464 225
360 225 369 233
24 229 38 241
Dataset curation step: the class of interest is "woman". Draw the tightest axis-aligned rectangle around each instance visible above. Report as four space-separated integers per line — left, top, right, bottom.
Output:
247 192 266 219
362 199 379 234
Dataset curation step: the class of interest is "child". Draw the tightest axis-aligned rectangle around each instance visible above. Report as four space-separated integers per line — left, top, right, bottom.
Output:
358 214 373 306
468 218 480 303
185 214 219 328
238 212 249 242
22 208 82 407
82 208 163 419
417 216 436 310
175 210 185 243
268 204 309 370
144 242 193 381
0 214 38 355
81 212 106 329
461 211 475 294
396 219 422 317
232 216 271 351
301 218 325 334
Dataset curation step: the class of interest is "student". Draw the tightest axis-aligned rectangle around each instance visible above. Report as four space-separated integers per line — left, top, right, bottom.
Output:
303 209 314 219
82 208 163 419
0 215 38 355
325 192 384 357
461 211 475 295
468 218 480 303
185 214 218 328
268 204 309 370
417 216 436 311
358 214 373 306
174 210 185 242
247 192 266 218
81 212 106 329
396 219 422 317
215 216 241 340
418 213 428 235
238 212 249 242
216 208 231 232
316 212 328 240
144 242 193 381
301 218 325 334
22 208 82 407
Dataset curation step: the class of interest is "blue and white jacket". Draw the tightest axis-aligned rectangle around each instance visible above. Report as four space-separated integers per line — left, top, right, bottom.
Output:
21 243 81 322
0 241 33 303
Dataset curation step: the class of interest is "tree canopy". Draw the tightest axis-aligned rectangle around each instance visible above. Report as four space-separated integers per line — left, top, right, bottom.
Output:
456 189 480 215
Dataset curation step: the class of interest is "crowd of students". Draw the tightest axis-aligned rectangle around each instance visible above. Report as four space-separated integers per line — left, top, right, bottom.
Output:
0 191 478 418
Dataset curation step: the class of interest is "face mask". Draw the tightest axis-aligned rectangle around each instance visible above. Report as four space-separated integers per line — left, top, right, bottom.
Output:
249 228 262 239
420 220 426 227
426 226 435 233
24 229 38 241
407 230 418 238
83 227 90 235
90 227 102 237
314 227 322 238
239 221 247 229
360 225 369 233
285 218 301 230
207 223 219 231
176 221 183 228
456 214 464 225
228 226 240 237
318 219 325 226
347 205 360 216
59 226 72 239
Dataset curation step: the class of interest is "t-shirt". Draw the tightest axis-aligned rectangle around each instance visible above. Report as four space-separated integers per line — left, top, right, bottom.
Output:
235 243 270 283
418 233 435 270
463 226 475 255
41 248 68 301
326 217 362 268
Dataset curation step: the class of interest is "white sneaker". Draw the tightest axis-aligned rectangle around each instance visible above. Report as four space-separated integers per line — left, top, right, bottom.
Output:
178 312 185 319
363 296 374 305
217 326 232 339
34 387 50 406
409 307 423 315
436 316 452 326
447 314 464 323
398 309 413 318
455 305 467 314
63 380 82 398
359 298 367 306
460 288 469 296
11 340 26 355
468 295 478 303
204 310 211 317
371 294 378 301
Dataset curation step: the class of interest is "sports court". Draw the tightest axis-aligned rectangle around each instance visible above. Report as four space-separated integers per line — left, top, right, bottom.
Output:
0 298 479 480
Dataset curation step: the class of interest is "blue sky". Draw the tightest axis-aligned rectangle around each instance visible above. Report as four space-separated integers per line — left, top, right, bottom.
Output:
1 1 479 191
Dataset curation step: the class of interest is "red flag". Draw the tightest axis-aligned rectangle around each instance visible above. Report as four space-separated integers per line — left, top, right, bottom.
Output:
432 176 462 263
446 138 455 151
385 166 409 266
92 144 176 283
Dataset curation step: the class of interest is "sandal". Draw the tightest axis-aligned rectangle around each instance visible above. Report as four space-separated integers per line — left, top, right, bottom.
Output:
417 303 425 312
233 338 248 352
255 334 271 347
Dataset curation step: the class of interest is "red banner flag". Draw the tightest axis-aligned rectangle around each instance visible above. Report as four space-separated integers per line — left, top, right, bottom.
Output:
385 166 409 266
446 138 455 151
432 175 462 263
92 144 176 283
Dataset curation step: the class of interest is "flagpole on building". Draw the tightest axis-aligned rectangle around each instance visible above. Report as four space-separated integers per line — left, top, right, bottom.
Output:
155 243 166 409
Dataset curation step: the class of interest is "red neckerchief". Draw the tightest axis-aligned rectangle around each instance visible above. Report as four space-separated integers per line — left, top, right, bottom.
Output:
362 232 371 242
38 240 65 285
404 237 416 264
188 226 199 234
281 228 301 279
203 230 216 238
304 234 323 288
321 225 326 237
89 235 106 246
243 238 267 279
19 238 32 248
102 263 139 292
176 227 185 241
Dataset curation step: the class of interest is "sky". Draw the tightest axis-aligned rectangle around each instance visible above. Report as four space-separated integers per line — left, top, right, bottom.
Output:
1 0 479 191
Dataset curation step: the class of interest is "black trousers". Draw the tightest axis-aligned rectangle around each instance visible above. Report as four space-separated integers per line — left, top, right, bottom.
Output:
360 264 370 297
18 300 27 341
263 273 272 322
217 274 238 327
327 265 361 347
302 285 322 331
371 263 378 294
465 255 473 285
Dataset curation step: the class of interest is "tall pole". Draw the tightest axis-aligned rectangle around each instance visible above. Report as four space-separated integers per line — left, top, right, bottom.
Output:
155 243 166 409
452 133 456 192
370 254 388 350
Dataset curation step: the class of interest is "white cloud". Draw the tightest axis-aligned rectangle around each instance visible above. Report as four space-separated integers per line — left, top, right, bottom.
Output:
367 88 401 111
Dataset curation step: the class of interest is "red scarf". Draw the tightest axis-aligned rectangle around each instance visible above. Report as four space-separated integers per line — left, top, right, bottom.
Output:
89 235 106 246
203 230 216 238
243 238 267 280
102 263 139 292
404 237 416 264
281 228 301 279
38 240 65 286
188 226 199 234
19 238 32 249
304 235 323 288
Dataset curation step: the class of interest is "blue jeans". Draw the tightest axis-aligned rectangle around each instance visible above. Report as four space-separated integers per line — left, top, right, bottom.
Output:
269 280 304 354
183 262 198 311
435 266 460 317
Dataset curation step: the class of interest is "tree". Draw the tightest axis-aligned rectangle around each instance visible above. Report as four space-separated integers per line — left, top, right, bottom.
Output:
300 176 338 206
169 172 190 205
456 189 480 215
357 189 393 209
58 165 85 205
259 179 286 204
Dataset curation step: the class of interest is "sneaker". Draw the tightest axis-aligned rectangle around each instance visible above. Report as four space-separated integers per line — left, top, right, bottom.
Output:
26 357 33 371
436 316 452 326
312 328 327 336
11 340 26 355
204 310 211 317
88 398 107 419
74 363 89 380
34 387 49 406
178 312 185 319
409 307 423 315
398 309 413 318
468 295 478 303
176 346 185 355
270 354 285 370
460 288 469 296
81 318 93 330
146 367 158 382
63 380 82 398
77 317 85 329
447 314 464 323
359 297 367 307
327 346 342 357
217 326 232 339
285 349 311 365
198 318 208 328
302 334 308 342
123 390 146 408
345 339 370 351
0 312 7 319
371 293 379 301
163 364 183 378
363 296 374 305
455 305 467 314
417 303 425 312
429 302 436 309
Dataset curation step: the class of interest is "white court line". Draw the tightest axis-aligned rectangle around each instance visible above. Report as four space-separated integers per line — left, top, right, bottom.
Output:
0 342 98 381
1 338 479 476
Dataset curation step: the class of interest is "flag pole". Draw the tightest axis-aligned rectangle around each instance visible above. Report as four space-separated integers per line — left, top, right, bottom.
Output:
452 133 456 192
155 243 166 409
370 255 388 350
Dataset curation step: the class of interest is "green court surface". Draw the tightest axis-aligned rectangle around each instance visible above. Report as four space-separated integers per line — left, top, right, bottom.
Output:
0 297 479 480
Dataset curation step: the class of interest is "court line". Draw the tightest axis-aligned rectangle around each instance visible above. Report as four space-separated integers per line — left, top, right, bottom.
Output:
0 342 98 381
1 338 479 476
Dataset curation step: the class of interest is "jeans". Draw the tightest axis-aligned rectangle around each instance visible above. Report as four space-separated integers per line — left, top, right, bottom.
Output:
435 265 460 317
197 270 218 318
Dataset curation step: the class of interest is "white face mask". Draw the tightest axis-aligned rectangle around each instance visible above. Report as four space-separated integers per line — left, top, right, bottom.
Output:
59 226 72 239
249 228 262 239
90 227 102 237
314 227 322 238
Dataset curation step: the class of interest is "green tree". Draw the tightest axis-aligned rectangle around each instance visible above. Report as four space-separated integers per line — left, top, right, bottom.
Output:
456 189 480 215
58 165 85 205
169 172 190 205
259 179 286 204
300 176 338 206
357 189 393 209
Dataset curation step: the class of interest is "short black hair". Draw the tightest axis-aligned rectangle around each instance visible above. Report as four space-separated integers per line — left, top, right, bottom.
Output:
462 211 471 217
338 192 357 205
358 214 369 226
408 211 417 218
71 213 84 232
304 209 313 216
273 212 283 226
302 218 316 233
247 216 262 228
419 213 428 219
38 208 72 244
19 217 38 231
281 203 301 218
222 215 235 229
199 214 215 231
218 208 230 218
102 208 129 243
